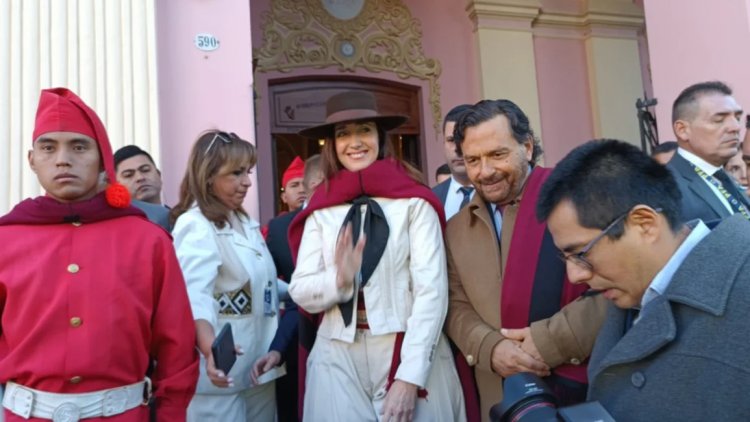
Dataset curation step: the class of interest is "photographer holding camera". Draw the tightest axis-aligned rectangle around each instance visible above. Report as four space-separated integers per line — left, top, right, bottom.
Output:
533 139 750 421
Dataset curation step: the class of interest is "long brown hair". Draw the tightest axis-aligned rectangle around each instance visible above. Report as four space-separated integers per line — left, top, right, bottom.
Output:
319 121 423 184
170 130 257 228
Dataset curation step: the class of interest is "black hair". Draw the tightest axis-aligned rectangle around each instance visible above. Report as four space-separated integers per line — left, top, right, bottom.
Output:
672 81 732 124
114 144 156 170
377 125 388 159
651 141 678 155
453 99 543 164
442 104 472 134
319 121 423 183
435 163 451 179
536 139 683 238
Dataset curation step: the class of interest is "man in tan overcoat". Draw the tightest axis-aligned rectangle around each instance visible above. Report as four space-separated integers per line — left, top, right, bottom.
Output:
445 99 606 421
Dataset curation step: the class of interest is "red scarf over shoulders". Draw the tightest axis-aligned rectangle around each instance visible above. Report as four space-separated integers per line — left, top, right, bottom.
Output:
288 158 445 258
0 192 145 226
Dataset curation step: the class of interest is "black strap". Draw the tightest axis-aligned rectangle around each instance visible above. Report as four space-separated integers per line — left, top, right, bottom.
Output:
713 170 743 201
713 170 750 219
337 195 390 326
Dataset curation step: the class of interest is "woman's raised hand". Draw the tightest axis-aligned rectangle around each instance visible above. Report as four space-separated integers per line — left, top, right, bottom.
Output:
335 222 366 290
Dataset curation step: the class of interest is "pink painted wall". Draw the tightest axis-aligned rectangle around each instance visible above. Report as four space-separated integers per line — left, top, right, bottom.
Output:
155 0 258 215
250 0 481 223
533 36 595 165
635 0 654 100
534 0 651 164
643 0 750 141
407 0 481 108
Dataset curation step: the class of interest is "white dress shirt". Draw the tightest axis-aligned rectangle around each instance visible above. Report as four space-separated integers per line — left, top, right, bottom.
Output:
489 203 503 240
638 220 710 316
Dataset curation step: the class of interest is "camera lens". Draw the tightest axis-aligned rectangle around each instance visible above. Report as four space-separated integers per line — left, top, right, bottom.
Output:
491 373 559 422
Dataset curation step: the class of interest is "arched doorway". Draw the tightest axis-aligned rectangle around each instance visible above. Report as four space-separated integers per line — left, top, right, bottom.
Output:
268 76 423 214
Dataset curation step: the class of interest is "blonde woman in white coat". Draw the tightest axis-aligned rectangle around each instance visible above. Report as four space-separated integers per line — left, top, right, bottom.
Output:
171 131 284 422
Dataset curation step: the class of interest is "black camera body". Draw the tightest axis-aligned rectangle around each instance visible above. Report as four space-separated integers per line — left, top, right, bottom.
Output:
490 373 615 422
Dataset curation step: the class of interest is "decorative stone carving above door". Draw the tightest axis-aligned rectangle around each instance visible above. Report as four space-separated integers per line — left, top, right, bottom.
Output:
254 0 443 134
321 0 366 20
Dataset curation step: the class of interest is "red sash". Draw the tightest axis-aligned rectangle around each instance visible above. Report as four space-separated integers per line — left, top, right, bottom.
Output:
0 192 145 226
501 168 589 383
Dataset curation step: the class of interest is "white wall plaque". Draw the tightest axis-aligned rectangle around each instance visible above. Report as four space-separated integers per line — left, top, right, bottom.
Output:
194 33 220 51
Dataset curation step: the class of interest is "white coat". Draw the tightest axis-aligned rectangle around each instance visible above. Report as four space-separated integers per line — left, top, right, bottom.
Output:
289 197 465 422
174 207 283 421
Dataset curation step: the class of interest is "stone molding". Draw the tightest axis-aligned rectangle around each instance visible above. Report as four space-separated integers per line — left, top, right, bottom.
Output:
254 0 443 134
466 0 644 37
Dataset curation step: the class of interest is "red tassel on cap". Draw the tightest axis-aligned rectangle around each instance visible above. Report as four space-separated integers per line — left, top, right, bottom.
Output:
105 183 131 208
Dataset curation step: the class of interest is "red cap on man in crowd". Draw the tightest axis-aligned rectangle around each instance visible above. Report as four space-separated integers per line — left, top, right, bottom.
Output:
282 156 305 188
33 88 130 208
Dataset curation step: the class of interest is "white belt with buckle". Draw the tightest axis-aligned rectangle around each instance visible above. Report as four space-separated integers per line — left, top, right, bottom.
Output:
2 378 150 422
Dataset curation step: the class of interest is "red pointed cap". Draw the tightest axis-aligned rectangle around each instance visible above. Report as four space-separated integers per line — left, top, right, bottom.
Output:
282 156 305 188
33 88 130 208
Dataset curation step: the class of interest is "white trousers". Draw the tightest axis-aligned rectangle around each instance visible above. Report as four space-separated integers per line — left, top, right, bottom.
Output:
187 381 276 422
303 330 466 422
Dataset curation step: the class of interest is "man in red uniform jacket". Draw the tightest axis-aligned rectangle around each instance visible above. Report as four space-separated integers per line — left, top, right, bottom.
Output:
0 88 199 421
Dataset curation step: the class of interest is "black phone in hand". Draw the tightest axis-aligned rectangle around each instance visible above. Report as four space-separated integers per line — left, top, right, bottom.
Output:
211 323 236 375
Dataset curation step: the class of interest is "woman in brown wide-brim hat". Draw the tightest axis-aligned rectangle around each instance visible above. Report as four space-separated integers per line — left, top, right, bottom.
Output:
279 90 467 421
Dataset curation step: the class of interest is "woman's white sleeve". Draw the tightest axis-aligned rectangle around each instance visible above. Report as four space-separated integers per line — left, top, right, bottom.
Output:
396 199 449 387
289 213 354 313
173 214 222 328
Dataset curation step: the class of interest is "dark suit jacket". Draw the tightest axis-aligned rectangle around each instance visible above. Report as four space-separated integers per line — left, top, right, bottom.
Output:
266 210 300 354
588 215 750 421
432 178 451 206
131 199 171 232
267 210 299 282
667 153 750 222
266 210 300 421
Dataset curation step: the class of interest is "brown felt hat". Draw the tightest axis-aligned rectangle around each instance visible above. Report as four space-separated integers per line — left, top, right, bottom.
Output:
298 90 408 139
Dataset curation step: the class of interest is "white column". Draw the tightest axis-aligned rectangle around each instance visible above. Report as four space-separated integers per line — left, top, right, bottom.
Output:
0 0 161 214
